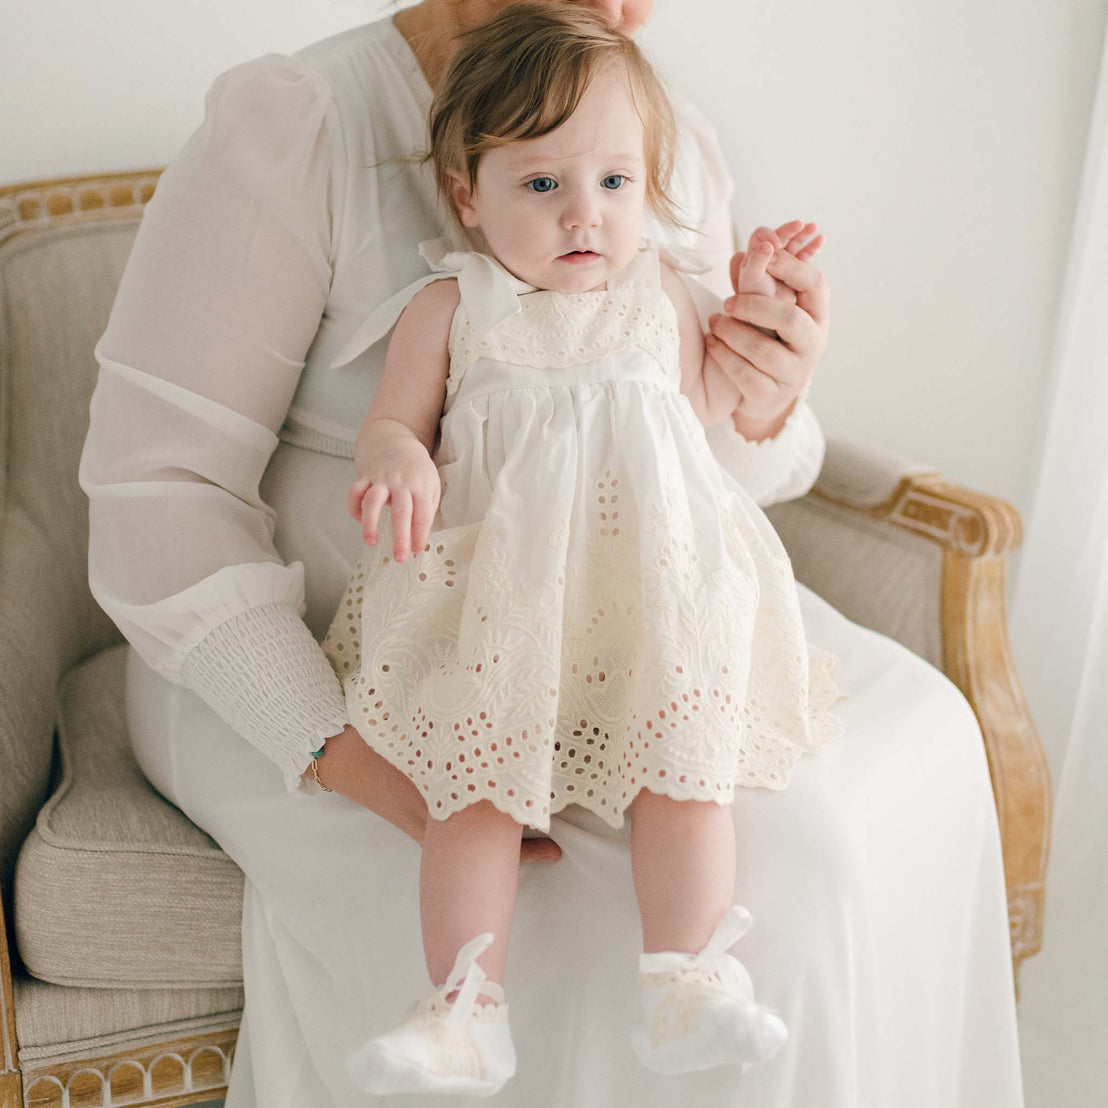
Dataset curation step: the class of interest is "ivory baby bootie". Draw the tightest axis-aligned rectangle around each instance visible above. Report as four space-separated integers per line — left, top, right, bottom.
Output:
347 932 516 1097
631 905 788 1075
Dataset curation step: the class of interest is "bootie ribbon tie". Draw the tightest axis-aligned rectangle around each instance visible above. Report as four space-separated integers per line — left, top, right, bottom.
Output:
443 932 495 1028
641 905 754 982
693 905 754 992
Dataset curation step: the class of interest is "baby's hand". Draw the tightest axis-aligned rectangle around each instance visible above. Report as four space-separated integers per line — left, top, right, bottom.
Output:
347 442 441 562
734 220 825 304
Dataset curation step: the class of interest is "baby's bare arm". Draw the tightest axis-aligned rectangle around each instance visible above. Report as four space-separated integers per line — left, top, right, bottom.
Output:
663 263 741 428
350 279 460 560
355 280 459 458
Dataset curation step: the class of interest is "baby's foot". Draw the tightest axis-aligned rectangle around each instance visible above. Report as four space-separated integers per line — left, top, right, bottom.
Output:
347 932 516 1097
631 905 788 1075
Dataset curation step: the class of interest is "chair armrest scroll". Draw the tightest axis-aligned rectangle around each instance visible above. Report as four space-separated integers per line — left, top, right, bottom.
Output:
810 437 1022 557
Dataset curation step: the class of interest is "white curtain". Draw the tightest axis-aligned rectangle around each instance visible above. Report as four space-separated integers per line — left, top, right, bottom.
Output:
1009 20 1108 1108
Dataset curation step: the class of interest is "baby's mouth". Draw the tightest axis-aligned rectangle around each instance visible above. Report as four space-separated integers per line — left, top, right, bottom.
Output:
558 250 600 263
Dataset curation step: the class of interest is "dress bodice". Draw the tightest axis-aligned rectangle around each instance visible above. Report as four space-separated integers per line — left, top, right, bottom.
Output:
445 248 682 405
330 240 686 410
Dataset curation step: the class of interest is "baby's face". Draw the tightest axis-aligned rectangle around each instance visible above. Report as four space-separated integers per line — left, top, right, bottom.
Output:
454 65 647 293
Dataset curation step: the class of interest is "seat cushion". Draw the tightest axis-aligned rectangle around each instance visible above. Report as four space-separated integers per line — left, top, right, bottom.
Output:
14 972 242 1067
14 645 244 988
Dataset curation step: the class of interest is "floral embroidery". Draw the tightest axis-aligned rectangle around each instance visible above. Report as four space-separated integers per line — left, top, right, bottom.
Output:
447 289 679 396
322 260 844 831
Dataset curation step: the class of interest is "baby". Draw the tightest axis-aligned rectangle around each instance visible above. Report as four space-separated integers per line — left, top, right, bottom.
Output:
322 2 841 1095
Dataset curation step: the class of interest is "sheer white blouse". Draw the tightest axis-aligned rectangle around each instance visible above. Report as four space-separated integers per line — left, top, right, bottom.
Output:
79 17 825 793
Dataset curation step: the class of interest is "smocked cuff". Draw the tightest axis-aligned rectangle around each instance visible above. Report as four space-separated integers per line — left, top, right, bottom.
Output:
180 602 349 795
705 397 825 508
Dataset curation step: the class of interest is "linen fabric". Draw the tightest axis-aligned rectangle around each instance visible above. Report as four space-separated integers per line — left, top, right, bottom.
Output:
323 246 843 829
14 975 242 1067
80 13 1023 1106
13 646 244 990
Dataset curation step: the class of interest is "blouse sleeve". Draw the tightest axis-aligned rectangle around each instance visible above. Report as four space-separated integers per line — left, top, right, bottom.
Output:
665 92 826 508
79 53 349 793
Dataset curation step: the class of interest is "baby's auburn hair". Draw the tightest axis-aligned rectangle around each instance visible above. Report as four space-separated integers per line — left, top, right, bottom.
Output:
429 2 681 229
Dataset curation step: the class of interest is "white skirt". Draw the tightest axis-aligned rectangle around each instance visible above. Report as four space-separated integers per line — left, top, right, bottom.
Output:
124 443 1024 1106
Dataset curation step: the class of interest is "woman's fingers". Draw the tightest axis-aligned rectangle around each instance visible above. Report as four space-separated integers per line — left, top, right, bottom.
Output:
776 220 814 250
792 233 825 263
520 837 562 864
706 341 783 410
771 219 806 247
781 222 822 259
717 294 817 355
707 312 791 384
765 249 830 326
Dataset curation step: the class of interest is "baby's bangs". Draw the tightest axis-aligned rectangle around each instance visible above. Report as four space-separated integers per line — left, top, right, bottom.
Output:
467 45 609 153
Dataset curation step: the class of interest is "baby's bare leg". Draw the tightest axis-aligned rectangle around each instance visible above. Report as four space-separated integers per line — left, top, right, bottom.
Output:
629 788 736 953
421 800 524 999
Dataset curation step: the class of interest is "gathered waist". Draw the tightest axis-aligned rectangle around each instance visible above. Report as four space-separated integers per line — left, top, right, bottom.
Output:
446 350 677 409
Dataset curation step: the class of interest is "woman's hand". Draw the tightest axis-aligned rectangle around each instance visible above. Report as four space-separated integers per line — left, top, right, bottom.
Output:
732 220 823 302
348 419 442 562
302 725 564 864
706 219 830 442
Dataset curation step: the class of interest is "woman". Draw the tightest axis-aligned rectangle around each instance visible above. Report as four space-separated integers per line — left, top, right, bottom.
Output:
80 1 1025 1103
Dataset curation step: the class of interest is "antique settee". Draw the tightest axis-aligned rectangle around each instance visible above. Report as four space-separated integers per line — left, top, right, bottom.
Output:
0 171 1051 1108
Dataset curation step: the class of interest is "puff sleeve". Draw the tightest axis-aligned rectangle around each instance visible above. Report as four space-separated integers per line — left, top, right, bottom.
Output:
79 54 349 792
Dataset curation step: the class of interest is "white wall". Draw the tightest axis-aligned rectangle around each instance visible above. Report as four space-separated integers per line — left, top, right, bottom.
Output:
645 0 1107 515
4 0 1105 518
2 0 378 179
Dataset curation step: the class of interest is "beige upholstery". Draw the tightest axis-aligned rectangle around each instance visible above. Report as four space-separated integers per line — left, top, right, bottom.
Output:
15 648 244 990
0 172 1050 1108
769 489 945 667
14 978 242 1068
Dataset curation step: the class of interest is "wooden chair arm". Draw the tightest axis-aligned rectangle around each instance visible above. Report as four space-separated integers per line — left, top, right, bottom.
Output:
790 439 1051 992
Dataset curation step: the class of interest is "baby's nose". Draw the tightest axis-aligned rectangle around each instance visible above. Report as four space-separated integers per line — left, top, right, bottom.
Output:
561 193 601 230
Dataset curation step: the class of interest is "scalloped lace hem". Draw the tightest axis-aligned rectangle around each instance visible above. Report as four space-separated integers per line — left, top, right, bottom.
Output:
356 645 845 834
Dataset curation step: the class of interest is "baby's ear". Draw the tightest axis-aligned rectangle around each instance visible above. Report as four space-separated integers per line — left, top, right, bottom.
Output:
447 170 479 229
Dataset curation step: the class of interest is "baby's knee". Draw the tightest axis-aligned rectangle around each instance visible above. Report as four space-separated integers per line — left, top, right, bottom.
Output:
441 799 524 832
628 786 730 824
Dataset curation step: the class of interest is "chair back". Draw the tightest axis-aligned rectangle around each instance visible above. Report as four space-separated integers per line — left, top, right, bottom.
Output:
0 173 157 897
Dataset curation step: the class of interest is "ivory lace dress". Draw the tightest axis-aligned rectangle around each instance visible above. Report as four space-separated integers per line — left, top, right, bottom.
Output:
323 243 842 830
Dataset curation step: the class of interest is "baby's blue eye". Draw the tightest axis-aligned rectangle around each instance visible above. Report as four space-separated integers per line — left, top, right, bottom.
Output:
526 177 557 193
601 175 626 190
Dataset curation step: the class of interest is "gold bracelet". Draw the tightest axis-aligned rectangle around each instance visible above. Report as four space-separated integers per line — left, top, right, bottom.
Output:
310 752 333 793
